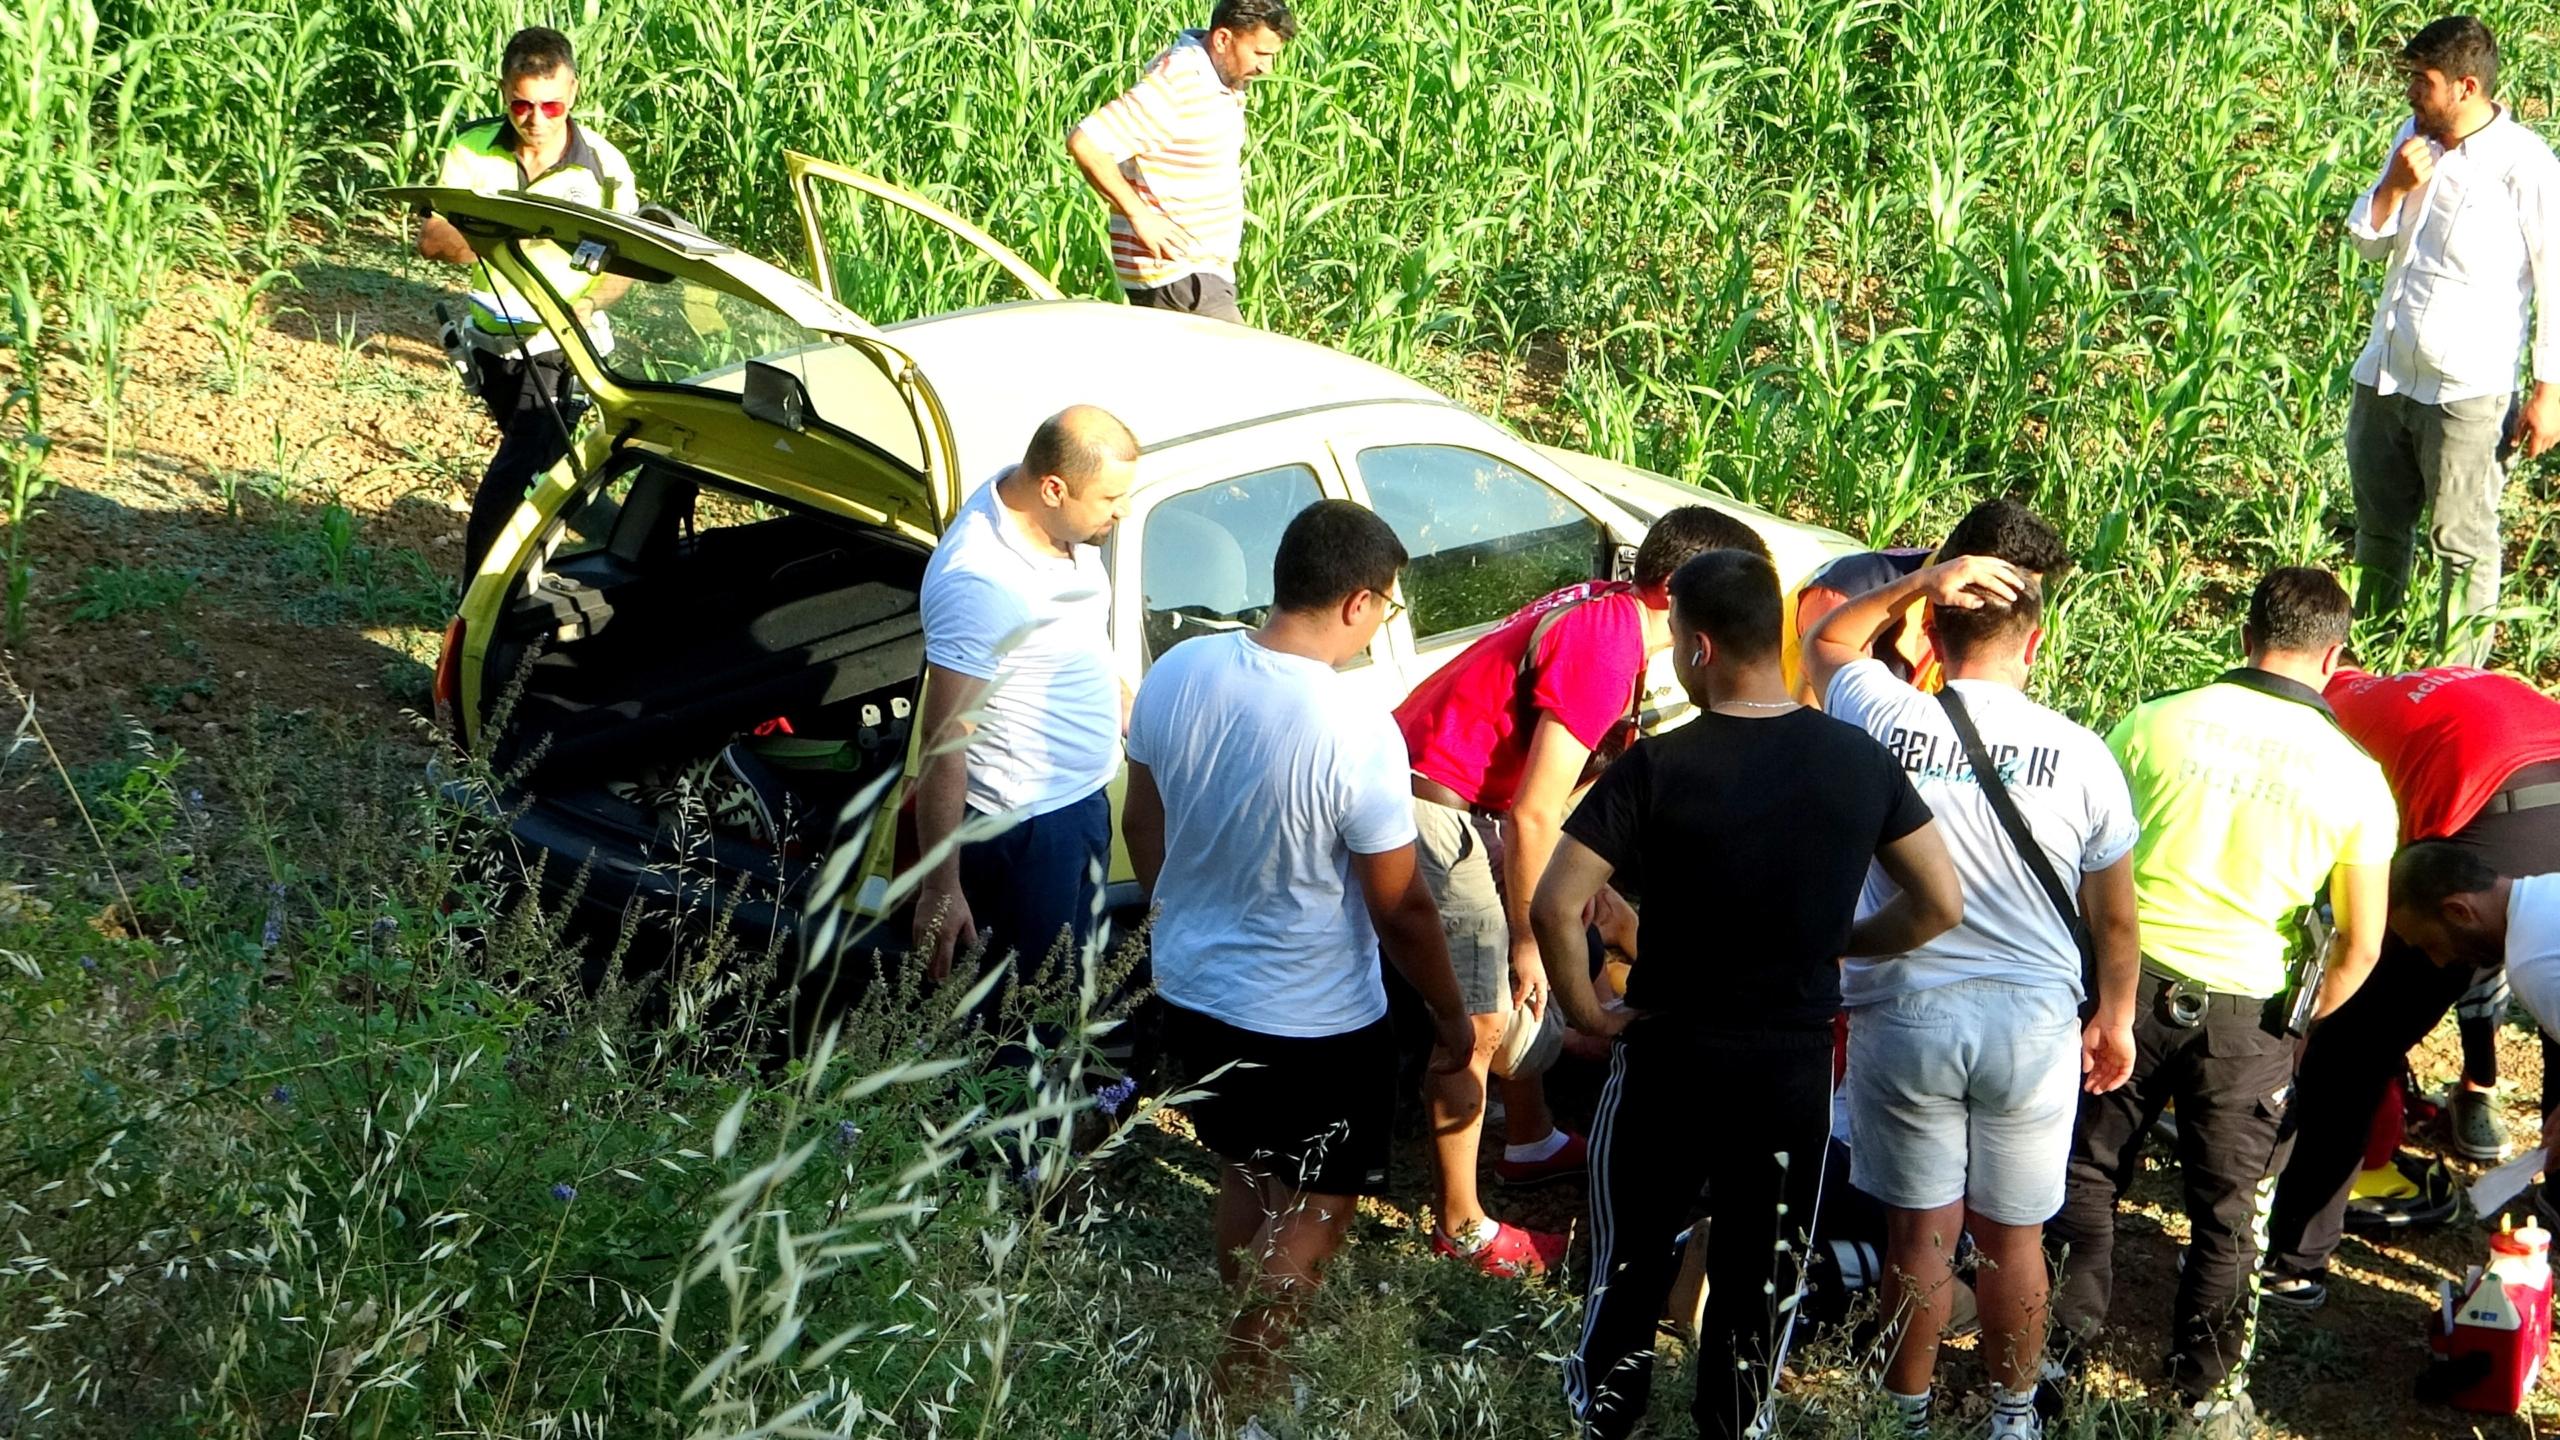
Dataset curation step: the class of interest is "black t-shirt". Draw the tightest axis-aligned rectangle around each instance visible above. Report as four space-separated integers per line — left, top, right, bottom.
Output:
1564 708 1933 1030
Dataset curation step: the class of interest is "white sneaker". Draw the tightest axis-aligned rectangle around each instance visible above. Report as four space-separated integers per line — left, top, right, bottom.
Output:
1988 1406 2043 1440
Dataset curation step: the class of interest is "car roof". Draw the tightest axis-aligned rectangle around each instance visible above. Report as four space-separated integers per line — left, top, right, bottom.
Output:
884 299 1453 483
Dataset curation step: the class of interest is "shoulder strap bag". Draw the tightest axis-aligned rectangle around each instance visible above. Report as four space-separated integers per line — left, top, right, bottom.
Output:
1935 686 2097 1016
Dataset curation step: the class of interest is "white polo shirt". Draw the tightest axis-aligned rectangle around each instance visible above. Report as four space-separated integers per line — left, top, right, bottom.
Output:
919 474 1120 819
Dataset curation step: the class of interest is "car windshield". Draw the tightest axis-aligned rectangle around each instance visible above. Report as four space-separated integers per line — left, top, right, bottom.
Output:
587 271 831 389
514 244 926 473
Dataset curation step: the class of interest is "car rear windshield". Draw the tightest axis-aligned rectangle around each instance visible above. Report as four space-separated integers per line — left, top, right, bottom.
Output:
535 256 926 474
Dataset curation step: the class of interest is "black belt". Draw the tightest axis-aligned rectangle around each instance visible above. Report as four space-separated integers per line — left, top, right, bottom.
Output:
2482 780 2560 816
2139 966 2277 1029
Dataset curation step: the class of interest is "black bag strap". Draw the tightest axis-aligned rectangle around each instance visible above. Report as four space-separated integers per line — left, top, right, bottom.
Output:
1934 686 2097 1003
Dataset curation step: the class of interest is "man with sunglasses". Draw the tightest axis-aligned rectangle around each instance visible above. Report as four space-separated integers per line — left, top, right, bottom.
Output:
417 26 640 580
1386 505 1770 1277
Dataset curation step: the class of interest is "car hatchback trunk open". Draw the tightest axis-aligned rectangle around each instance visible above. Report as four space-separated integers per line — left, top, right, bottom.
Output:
479 456 929 937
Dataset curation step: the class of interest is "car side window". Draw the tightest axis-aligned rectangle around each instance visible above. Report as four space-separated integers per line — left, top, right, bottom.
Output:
1141 464 1324 661
1355 445 1602 642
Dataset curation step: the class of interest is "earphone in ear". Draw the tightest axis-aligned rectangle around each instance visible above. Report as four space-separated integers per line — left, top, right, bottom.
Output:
1689 649 1705 667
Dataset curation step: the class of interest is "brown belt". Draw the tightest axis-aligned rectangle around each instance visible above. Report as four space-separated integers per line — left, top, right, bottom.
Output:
1411 774 1473 811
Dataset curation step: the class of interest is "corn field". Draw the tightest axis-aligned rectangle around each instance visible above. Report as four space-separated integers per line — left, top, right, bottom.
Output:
2 0 2556 1435
6 0 2557 706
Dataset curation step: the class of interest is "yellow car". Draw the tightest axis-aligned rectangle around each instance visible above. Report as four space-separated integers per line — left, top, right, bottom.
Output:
401 159 1860 957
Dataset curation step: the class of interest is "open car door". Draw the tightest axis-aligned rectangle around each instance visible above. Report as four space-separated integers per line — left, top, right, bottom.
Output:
784 152 1064 319
387 185 965 536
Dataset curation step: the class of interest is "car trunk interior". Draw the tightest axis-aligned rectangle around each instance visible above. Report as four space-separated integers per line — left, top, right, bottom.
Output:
481 455 928 897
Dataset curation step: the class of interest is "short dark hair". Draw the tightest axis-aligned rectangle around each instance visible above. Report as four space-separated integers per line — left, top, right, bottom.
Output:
502 27 576 83
1273 500 1406 613
2392 840 2502 915
2405 15 2498 95
1932 575 2045 663
1210 0 1298 41
2246 566 2351 655
1633 505 1770 590
1022 405 1138 494
1939 497 2070 581
1668 549 1782 665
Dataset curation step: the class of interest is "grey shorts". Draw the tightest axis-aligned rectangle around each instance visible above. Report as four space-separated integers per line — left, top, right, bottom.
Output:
1847 979 2082 1225
1411 796 1510 1016
1124 270 1242 323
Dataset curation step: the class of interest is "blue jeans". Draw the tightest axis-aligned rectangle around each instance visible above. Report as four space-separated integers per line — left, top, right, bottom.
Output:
956 786 1111 991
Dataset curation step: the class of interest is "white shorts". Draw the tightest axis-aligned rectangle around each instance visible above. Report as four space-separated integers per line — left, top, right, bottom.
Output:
1846 979 2082 1226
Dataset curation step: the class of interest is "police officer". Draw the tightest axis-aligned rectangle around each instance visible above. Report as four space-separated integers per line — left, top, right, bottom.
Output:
2045 568 2398 1438
416 26 639 581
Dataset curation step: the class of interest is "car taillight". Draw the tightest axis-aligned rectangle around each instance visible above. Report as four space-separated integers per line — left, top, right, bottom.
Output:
432 616 466 749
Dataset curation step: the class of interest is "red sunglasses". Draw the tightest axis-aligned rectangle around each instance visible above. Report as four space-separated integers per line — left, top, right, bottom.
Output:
508 98 568 121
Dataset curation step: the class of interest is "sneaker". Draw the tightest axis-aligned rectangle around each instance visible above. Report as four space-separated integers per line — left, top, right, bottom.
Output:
1493 1130 1588 1186
2260 1268 2329 1312
1988 1405 2043 1440
2174 1392 2259 1439
1432 1218 1567 1277
2450 1084 2510 1162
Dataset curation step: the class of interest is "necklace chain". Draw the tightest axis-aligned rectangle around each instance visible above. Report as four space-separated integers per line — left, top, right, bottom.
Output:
1714 699 1798 710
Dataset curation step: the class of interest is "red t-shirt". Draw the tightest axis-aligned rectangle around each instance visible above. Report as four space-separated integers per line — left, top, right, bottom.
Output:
2325 666 2560 840
1394 583 1648 813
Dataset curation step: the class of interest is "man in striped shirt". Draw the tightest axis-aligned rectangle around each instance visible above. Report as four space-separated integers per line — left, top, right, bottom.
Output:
1066 0 1295 323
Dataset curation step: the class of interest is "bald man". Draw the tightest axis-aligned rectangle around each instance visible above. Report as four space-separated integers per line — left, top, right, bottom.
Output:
914 406 1138 988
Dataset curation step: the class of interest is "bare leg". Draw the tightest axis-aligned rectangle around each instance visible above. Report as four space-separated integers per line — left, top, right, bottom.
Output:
1215 1181 1358 1402
1214 1164 1265 1288
1499 1070 1556 1149
1880 1199 1966 1396
1425 1011 1503 1235
1967 1211 2050 1394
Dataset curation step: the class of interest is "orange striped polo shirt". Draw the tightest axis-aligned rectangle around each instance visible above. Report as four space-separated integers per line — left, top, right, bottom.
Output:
1075 31 1249 289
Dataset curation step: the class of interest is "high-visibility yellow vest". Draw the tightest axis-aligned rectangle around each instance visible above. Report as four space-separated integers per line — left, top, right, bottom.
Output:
437 117 640 338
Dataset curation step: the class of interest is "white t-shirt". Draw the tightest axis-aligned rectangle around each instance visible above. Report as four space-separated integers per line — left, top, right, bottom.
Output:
2499 874 2560 1041
1126 632 1417 1037
1826 662 2140 1005
919 475 1121 819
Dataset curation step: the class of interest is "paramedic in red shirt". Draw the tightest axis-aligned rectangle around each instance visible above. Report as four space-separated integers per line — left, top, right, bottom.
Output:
1391 506 1771 1276
2263 664 2560 1307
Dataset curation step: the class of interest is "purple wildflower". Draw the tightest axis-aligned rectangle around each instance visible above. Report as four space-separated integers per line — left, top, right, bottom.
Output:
261 883 287 950
268 1084 294 1107
833 1119 861 1151
78 954 96 972
550 1182 577 1203
1096 1076 1138 1118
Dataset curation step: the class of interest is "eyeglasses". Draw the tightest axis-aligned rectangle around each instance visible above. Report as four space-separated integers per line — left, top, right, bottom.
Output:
508 98 569 121
1377 592 1408 623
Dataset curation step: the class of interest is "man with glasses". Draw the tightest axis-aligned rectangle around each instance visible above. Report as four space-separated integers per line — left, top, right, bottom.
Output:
417 26 640 580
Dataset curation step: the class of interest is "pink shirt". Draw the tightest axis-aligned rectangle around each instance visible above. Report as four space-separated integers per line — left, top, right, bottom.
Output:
1393 583 1647 813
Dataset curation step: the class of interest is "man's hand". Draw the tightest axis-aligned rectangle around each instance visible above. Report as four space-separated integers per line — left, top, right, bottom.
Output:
1509 937 1548 1021
1428 1008 1476 1077
2381 134 2438 201
913 877 977 981
2082 1014 2135 1094
2513 385 2560 463
1921 554 2027 611
1125 205 1198 262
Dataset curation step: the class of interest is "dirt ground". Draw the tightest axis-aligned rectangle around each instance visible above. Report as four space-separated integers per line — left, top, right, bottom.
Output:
9 230 2560 1437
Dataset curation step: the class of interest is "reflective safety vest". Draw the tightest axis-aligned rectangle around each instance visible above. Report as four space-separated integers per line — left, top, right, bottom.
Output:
437 118 640 340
